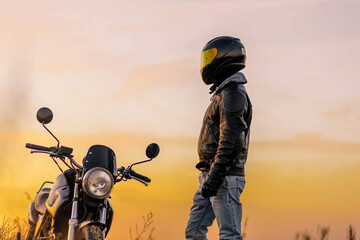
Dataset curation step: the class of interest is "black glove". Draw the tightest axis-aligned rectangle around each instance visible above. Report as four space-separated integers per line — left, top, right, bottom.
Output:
201 182 219 198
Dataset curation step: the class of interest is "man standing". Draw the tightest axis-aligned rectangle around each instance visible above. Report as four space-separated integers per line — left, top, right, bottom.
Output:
185 36 252 240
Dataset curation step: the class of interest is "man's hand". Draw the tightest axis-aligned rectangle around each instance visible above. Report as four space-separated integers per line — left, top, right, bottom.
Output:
201 183 218 198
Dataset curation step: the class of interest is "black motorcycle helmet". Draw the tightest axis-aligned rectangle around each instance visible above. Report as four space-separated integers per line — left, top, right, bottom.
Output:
201 36 246 85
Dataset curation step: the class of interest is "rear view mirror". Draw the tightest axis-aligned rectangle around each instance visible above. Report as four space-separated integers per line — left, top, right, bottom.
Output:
37 107 53 124
146 143 160 159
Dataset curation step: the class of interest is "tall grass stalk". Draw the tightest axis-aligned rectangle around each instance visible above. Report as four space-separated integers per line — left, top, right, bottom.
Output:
348 225 356 240
0 216 28 240
296 225 358 240
130 211 155 240
242 216 248 240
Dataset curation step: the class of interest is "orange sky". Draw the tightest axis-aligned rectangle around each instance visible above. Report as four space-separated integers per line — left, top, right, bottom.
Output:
1 0 360 239
1 132 359 239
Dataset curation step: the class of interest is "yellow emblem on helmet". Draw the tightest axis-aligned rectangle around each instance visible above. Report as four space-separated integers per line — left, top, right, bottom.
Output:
201 48 218 72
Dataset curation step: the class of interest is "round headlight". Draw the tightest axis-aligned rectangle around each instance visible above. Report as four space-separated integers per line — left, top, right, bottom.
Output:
82 167 114 199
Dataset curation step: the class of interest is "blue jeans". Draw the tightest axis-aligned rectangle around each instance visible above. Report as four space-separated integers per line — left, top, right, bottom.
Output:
185 172 246 240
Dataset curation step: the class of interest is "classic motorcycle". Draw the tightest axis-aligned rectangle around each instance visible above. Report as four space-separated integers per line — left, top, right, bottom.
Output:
25 107 160 240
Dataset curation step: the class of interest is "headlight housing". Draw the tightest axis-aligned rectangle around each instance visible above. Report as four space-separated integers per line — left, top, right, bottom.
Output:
82 167 114 199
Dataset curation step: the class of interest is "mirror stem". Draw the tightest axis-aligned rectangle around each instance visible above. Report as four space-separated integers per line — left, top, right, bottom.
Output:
43 123 60 149
130 158 152 169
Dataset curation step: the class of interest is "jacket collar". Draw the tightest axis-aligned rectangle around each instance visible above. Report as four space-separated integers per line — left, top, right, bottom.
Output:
209 72 247 94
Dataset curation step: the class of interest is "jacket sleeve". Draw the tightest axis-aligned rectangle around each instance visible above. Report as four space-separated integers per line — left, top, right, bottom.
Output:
205 90 248 189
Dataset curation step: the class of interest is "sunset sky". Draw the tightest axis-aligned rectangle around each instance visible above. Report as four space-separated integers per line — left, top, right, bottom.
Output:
0 0 359 239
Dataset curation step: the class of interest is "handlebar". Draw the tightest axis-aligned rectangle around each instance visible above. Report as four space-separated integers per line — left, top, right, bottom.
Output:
26 143 80 168
26 143 73 156
128 169 151 183
26 143 51 152
26 143 151 183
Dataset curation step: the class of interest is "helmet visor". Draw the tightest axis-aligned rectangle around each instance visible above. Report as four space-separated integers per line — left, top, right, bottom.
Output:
201 48 217 71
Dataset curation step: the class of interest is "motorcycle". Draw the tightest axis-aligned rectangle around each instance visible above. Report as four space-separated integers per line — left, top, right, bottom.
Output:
25 107 160 240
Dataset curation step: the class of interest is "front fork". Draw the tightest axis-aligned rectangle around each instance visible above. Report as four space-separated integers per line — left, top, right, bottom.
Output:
100 200 108 225
67 172 80 240
67 172 108 240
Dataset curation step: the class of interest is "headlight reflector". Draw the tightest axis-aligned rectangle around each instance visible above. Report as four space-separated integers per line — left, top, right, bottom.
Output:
82 167 114 199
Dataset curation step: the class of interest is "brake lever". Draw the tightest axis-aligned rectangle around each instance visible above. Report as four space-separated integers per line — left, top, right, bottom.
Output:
115 167 126 183
130 176 149 186
30 150 55 155
30 151 63 160
115 167 148 186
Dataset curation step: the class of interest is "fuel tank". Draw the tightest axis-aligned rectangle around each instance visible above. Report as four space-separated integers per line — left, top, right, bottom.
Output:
28 187 51 224
46 173 70 218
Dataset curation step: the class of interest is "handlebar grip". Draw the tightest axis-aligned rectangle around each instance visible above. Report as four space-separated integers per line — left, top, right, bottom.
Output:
25 143 51 152
129 169 151 183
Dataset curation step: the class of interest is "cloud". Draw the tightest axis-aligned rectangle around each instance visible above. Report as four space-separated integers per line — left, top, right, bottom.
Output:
111 58 198 99
1 0 359 142
253 133 360 154
323 104 360 121
0 46 32 131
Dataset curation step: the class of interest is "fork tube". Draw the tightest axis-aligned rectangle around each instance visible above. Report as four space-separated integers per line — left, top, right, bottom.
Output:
68 173 80 240
99 199 107 225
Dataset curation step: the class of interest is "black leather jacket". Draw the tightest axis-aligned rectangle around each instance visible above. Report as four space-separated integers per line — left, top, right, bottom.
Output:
197 72 252 189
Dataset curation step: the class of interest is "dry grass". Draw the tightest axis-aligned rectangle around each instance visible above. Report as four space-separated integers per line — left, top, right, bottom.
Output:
1 212 156 240
1 213 358 240
242 216 249 240
130 211 155 240
348 225 356 240
0 216 28 240
295 225 357 240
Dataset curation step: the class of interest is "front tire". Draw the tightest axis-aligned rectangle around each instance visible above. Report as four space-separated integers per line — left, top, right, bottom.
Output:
80 225 104 240
25 223 35 240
